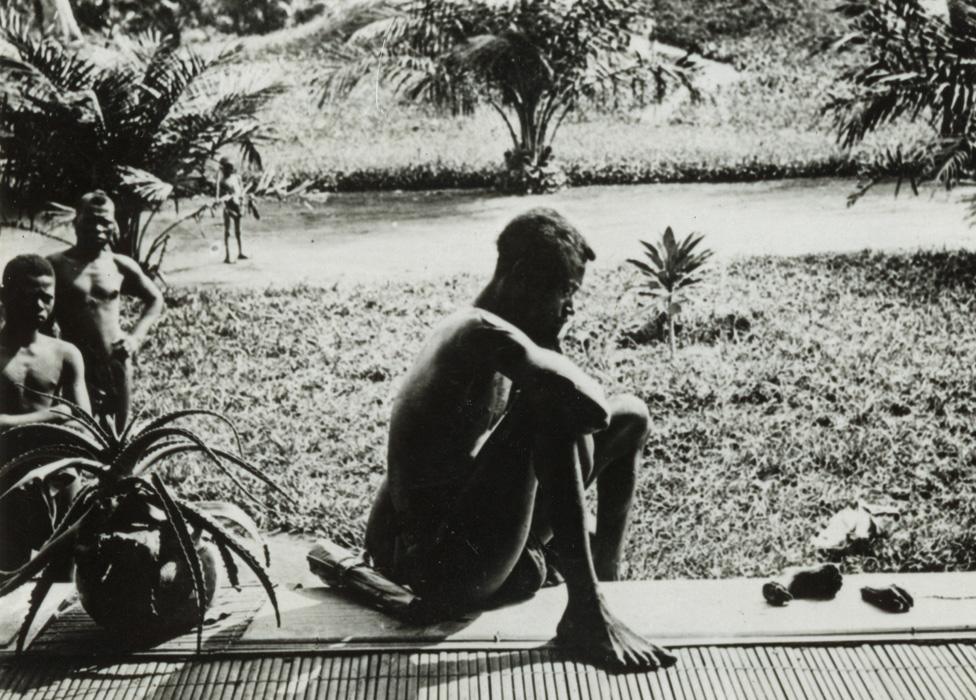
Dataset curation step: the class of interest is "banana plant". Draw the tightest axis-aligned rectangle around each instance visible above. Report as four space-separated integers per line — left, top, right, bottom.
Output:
627 227 713 357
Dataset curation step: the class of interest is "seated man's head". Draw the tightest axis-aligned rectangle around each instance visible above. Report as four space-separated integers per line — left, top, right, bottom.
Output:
219 156 236 175
492 208 595 347
74 190 117 252
1 254 56 332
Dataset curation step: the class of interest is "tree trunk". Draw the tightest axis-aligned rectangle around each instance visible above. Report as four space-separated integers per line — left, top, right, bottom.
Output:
668 313 676 358
37 0 83 41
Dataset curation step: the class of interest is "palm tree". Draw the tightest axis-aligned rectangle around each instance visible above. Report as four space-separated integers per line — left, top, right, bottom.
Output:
0 11 284 276
828 0 976 202
315 0 695 193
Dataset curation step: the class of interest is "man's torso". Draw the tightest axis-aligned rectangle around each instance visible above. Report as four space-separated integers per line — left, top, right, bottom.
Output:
49 250 125 358
0 336 65 416
387 309 521 522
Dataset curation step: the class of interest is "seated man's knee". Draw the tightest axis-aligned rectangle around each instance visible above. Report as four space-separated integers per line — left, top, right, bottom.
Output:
609 394 650 442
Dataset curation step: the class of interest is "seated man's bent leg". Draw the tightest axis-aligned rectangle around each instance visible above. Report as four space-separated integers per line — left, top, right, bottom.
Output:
589 394 649 581
528 394 649 581
385 401 544 612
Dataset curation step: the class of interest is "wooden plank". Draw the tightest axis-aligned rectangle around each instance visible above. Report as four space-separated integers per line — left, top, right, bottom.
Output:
225 572 976 652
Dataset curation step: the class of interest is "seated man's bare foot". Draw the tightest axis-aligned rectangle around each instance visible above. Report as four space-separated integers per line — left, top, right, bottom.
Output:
224 258 233 264
238 254 249 260
861 584 913 613
556 593 677 673
786 564 843 600
762 581 793 606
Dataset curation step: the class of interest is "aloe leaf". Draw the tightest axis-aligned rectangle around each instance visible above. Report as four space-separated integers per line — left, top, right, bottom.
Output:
134 443 293 505
0 458 104 505
47 408 111 450
111 426 222 477
0 445 102 492
0 424 103 462
148 475 206 652
179 504 280 627
131 410 245 457
0 503 94 596
16 564 59 653
193 501 264 553
16 385 112 447
178 506 244 591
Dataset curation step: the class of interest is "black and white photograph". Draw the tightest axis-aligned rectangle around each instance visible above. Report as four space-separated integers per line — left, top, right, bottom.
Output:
2 0 976 696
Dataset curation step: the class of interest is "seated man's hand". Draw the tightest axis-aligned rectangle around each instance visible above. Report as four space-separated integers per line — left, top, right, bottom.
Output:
522 348 610 434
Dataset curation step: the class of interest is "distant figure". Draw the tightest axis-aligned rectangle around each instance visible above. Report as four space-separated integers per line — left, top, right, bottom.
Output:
364 208 676 672
216 156 248 264
0 254 91 573
47 191 164 432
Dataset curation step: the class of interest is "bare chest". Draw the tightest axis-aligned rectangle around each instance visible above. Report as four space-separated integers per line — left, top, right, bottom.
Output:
64 259 123 305
0 347 61 404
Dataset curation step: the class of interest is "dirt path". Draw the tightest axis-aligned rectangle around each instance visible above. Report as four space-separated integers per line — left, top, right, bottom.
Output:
3 179 972 288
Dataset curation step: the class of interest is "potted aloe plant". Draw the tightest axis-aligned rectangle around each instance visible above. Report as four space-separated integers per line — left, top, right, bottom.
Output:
0 398 288 651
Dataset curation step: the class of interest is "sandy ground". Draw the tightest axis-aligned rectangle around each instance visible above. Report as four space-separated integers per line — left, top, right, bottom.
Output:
2 179 974 288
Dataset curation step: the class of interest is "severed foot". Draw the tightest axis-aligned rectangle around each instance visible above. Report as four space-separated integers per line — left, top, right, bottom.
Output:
556 591 677 673
763 564 843 606
861 584 913 613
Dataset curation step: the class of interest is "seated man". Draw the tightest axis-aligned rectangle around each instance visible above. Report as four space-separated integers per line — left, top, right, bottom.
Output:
0 254 91 573
365 208 676 672
47 190 164 432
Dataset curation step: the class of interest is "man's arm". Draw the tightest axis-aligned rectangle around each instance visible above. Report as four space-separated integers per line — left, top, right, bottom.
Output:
115 254 164 356
60 342 91 415
466 310 610 434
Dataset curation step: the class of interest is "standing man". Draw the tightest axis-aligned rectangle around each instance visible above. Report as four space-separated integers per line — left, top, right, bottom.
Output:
365 208 675 672
0 254 91 573
48 190 164 432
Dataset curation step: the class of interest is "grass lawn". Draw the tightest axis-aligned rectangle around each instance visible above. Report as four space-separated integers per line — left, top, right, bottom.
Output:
135 249 976 580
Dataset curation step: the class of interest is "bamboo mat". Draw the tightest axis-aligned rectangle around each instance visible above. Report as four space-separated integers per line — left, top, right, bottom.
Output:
3 644 976 699
16 584 267 657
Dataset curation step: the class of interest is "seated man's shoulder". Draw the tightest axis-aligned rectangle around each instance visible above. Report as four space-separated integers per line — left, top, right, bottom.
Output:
431 307 527 348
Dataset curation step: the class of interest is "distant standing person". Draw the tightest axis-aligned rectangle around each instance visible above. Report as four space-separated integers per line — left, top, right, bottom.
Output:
216 156 248 264
47 191 165 432
0 254 91 573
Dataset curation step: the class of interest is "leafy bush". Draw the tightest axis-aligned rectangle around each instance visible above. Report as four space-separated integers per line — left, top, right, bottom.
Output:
315 0 693 194
0 17 283 275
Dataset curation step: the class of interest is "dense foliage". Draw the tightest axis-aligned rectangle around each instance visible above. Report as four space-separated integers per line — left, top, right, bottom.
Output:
315 0 694 193
829 0 976 204
0 15 283 275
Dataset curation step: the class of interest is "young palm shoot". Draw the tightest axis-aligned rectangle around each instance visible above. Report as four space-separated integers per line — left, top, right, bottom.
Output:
627 227 713 357
0 398 291 652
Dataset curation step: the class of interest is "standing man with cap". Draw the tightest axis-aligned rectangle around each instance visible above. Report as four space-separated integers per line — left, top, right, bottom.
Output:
47 190 165 432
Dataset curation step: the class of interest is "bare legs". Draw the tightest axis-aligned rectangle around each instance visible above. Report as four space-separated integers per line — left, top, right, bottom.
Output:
223 213 245 263
366 392 673 671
